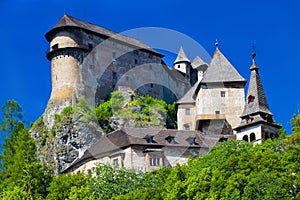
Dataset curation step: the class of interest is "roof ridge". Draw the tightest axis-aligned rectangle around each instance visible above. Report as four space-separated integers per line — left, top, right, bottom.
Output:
45 15 162 56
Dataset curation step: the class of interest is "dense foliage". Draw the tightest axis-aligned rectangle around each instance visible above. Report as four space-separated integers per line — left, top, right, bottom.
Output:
95 91 177 133
1 100 300 199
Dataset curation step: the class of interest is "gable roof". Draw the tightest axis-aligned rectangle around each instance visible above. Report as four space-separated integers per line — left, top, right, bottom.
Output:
174 46 190 64
202 48 246 84
45 14 162 56
191 56 208 70
240 62 273 117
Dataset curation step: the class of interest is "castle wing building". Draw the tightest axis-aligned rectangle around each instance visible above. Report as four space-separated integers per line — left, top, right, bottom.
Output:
62 128 235 173
177 45 246 134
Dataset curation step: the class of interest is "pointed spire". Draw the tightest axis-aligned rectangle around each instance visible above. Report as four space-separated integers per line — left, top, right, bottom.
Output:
173 46 190 65
191 56 207 69
240 52 272 118
202 47 246 83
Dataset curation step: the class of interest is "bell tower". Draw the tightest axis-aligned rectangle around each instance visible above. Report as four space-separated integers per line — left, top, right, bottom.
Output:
234 51 281 144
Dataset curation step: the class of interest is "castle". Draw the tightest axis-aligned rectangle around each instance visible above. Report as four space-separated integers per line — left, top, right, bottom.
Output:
44 15 280 173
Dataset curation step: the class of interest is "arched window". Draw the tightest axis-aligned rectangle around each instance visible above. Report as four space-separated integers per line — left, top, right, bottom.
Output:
242 135 249 142
250 133 256 142
265 132 269 140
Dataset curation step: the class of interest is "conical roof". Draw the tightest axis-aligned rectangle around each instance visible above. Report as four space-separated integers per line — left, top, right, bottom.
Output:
173 47 190 64
191 56 208 69
241 61 273 117
202 48 246 83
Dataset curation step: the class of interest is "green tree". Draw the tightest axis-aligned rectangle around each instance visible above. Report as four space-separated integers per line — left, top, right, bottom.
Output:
0 100 24 132
46 172 93 200
0 122 52 199
91 164 149 199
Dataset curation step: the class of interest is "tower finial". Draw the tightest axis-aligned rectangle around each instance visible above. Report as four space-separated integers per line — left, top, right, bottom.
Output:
252 44 256 64
215 38 219 49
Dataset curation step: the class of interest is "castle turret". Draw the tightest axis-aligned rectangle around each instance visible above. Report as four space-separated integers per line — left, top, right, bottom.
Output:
191 56 208 82
195 43 246 134
45 14 91 105
234 52 281 144
173 47 192 83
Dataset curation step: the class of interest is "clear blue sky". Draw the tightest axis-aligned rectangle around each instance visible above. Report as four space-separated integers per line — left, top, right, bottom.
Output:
0 0 299 145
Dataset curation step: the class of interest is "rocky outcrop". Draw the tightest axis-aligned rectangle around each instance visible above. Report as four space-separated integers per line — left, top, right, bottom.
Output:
30 89 176 174
30 100 103 175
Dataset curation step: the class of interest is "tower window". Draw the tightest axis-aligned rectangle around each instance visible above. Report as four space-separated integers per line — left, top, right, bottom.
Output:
221 91 226 97
52 43 58 50
112 71 117 80
88 43 93 50
242 135 249 142
185 108 190 115
248 95 255 104
250 133 256 142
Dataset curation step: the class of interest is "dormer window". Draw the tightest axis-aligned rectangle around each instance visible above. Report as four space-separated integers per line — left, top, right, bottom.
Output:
184 124 190 131
248 95 255 104
178 64 180 68
191 137 196 145
166 136 175 144
146 136 154 143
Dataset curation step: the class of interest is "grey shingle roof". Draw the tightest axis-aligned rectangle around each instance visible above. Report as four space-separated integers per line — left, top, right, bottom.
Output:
176 82 200 104
202 48 246 83
191 56 208 69
240 62 273 117
173 47 190 64
45 14 162 56
63 128 234 172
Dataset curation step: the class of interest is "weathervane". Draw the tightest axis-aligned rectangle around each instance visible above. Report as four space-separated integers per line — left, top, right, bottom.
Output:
215 38 219 49
252 44 256 63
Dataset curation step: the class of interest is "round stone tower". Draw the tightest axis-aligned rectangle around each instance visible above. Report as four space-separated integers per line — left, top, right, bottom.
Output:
44 14 90 128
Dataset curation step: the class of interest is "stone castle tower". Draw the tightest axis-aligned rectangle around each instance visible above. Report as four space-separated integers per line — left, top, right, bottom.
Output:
44 14 192 128
177 44 246 134
234 53 281 143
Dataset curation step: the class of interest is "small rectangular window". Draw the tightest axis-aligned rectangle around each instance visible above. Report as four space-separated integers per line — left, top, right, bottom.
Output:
113 159 118 166
134 59 138 64
185 108 190 115
112 52 116 59
221 91 226 97
112 71 117 80
88 43 93 50
149 156 160 166
215 111 220 114
150 83 154 88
